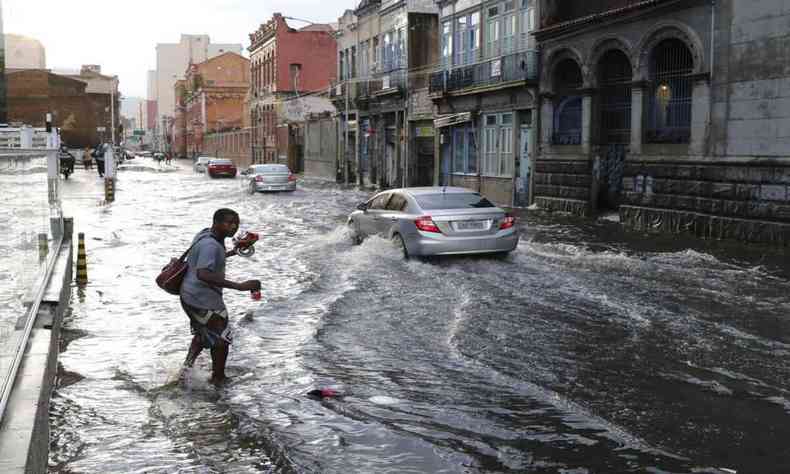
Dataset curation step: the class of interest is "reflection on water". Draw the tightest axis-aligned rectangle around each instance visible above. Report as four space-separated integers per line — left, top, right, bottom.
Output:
0 155 52 379
49 163 790 473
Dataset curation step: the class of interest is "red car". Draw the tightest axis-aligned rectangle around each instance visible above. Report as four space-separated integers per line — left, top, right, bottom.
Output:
207 159 237 178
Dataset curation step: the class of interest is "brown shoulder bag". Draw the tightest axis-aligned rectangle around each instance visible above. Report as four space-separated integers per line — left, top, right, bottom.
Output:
156 237 205 296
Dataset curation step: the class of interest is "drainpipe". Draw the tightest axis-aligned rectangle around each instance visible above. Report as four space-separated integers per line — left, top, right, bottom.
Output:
708 0 716 156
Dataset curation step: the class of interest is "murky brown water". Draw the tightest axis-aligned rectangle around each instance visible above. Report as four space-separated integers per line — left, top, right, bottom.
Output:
48 160 790 473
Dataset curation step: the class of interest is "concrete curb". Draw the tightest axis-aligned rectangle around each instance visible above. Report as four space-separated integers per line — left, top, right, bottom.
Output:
0 239 73 473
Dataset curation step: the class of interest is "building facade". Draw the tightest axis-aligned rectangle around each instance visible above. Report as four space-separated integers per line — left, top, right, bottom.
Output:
5 34 46 69
155 35 242 148
62 65 121 144
533 0 790 243
330 0 440 188
429 0 538 206
171 52 250 159
0 4 6 123
6 70 110 147
248 14 337 166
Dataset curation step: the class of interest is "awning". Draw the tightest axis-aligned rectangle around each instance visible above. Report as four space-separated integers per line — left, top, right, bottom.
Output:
434 112 473 129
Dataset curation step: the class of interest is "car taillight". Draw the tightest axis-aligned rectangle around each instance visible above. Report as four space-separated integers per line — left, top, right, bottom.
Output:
288 174 297 182
500 214 516 230
255 176 264 182
415 216 441 233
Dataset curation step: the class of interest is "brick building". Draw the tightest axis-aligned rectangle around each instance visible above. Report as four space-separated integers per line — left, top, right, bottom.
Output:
532 0 790 243
6 69 110 147
249 13 337 165
171 52 250 159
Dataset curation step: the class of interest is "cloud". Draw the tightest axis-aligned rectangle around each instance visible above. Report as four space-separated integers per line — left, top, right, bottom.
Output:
3 0 355 98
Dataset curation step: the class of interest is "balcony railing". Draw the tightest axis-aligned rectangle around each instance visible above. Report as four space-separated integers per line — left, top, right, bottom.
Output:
429 50 538 95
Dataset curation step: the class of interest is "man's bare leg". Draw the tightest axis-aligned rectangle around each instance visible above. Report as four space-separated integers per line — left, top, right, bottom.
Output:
184 335 203 368
206 316 229 385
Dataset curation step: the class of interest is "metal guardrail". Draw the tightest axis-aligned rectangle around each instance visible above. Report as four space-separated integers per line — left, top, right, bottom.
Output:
0 231 62 423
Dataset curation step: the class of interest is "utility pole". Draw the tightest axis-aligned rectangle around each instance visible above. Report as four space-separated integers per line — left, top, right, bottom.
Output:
344 78 350 186
110 77 117 145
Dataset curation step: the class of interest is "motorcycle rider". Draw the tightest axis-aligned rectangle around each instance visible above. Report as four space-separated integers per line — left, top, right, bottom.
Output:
58 144 76 178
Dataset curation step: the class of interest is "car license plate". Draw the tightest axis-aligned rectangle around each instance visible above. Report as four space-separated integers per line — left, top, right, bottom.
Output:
454 220 487 231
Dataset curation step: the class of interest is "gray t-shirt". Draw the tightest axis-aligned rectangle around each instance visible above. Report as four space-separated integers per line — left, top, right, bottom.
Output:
180 229 227 310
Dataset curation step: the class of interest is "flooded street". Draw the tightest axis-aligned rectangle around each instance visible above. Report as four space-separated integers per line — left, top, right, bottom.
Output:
48 161 790 473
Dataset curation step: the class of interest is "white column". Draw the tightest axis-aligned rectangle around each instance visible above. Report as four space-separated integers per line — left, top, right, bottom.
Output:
630 85 644 155
690 79 711 156
105 147 116 178
581 94 592 154
20 126 33 149
540 96 554 147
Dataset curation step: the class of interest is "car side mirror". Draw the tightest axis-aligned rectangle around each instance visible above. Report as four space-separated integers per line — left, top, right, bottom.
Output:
357 202 368 211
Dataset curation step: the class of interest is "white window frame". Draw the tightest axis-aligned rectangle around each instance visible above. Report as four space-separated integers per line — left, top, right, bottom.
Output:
441 20 453 67
521 0 535 49
481 113 515 178
451 125 478 175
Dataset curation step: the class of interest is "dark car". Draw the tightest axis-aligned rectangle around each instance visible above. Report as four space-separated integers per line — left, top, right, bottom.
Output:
207 159 237 178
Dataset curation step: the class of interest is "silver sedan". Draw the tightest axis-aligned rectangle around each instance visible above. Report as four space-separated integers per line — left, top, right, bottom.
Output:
244 164 297 193
347 187 519 257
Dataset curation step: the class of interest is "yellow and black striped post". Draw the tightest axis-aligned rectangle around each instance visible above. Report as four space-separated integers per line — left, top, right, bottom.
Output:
38 233 48 263
76 232 88 285
104 177 115 203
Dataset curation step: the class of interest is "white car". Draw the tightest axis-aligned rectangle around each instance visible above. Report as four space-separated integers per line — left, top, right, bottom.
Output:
244 164 297 193
193 156 216 173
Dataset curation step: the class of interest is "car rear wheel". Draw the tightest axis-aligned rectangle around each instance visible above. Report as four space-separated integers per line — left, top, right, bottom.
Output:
392 233 409 259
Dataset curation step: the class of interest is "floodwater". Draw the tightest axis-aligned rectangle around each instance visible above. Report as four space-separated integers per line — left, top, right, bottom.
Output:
0 155 54 376
47 160 790 473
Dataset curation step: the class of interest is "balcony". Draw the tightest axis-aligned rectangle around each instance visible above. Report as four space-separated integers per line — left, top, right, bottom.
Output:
370 69 406 96
429 50 538 96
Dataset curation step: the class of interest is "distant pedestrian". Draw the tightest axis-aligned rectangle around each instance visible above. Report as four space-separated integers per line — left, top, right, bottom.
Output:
94 144 106 177
179 208 261 386
83 147 93 170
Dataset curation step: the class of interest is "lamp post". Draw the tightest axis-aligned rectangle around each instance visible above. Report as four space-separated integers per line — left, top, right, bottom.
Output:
110 76 118 145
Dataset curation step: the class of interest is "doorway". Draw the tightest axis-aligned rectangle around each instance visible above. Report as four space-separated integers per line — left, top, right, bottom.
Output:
597 50 632 210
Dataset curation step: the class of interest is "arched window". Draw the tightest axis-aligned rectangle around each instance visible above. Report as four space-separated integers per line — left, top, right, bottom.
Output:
647 39 693 143
552 58 583 145
598 50 632 144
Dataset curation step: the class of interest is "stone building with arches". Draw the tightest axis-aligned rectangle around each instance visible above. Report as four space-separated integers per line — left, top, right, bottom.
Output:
533 0 790 243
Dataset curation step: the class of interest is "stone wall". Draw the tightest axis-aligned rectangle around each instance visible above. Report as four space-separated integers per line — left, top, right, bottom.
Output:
304 117 338 181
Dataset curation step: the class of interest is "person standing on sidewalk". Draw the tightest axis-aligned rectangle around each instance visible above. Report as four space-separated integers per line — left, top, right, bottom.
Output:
94 143 106 177
179 208 261 386
83 146 93 170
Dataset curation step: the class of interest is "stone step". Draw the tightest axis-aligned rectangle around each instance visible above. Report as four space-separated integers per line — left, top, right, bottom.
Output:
533 173 592 187
534 184 590 200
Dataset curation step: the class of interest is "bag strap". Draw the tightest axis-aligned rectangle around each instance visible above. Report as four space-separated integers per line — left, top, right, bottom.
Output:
178 234 211 262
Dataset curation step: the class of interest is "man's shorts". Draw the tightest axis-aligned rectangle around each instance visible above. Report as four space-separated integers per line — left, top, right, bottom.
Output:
180 299 232 349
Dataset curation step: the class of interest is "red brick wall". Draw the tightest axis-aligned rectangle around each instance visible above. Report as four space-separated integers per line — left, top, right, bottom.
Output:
6 70 113 147
275 26 337 93
146 100 157 130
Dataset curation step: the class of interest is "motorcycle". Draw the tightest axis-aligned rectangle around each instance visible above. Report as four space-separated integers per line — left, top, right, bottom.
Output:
59 153 75 180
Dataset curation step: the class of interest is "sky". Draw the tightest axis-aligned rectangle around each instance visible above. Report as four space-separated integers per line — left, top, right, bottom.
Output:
4 0 357 100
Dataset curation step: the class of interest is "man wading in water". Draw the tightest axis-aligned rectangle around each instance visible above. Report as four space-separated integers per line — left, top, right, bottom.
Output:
180 208 261 385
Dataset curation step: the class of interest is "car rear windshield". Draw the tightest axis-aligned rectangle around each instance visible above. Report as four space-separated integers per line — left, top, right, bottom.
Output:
253 165 289 173
210 160 233 165
415 193 495 210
